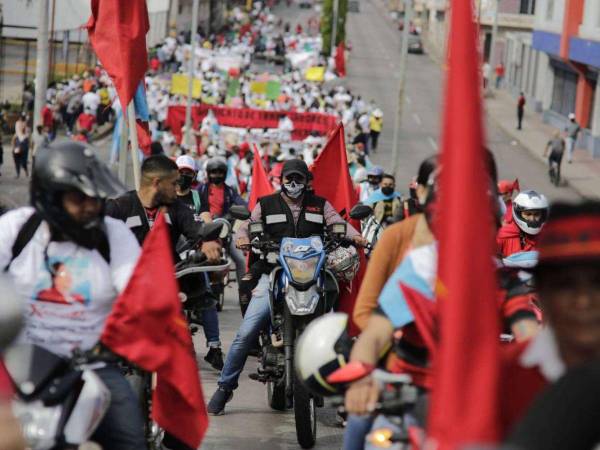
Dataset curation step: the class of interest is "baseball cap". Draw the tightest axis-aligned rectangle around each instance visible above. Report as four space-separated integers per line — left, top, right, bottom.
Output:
176 155 196 172
282 159 309 178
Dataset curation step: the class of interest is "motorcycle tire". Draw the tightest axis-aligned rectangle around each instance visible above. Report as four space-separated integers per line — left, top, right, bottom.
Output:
267 379 286 411
216 290 225 312
293 371 317 449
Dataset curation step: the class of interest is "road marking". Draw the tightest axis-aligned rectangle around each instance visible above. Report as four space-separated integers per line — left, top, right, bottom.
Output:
428 137 438 151
412 113 422 126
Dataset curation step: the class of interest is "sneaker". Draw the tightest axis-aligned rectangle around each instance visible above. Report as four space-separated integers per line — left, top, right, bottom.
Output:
204 347 224 371
207 386 233 415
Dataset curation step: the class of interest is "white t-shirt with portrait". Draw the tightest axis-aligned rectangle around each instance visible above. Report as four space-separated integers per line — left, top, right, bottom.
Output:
0 207 140 358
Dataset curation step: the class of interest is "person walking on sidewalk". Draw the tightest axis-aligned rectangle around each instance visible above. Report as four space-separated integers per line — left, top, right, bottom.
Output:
543 131 565 186
517 92 526 130
565 113 581 164
369 109 383 152
495 62 505 89
11 113 29 178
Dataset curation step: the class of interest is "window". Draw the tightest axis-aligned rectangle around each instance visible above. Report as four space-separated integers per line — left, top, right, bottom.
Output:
551 63 578 117
519 0 536 14
546 0 555 21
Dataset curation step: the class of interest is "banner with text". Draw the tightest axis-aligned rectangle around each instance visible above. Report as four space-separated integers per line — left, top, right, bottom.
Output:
166 105 338 142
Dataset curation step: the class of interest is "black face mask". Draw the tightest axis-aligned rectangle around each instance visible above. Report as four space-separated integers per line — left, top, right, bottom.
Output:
177 175 194 191
381 186 394 196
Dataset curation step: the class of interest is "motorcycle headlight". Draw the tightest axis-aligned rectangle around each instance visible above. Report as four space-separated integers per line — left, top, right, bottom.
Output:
12 400 62 450
285 285 321 315
284 256 319 284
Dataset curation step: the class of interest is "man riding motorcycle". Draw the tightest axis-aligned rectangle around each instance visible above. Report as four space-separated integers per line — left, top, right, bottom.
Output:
363 173 404 225
358 166 384 203
0 141 146 449
206 159 367 415
175 154 211 223
196 156 247 286
105 155 222 450
497 190 548 257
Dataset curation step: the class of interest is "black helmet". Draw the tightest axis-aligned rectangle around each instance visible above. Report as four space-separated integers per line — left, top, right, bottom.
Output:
31 141 125 248
205 157 228 173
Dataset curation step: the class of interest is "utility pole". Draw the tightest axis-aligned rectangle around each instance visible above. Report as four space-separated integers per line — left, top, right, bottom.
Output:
391 0 412 177
487 0 500 95
184 0 200 149
330 0 339 56
169 0 180 31
33 0 49 130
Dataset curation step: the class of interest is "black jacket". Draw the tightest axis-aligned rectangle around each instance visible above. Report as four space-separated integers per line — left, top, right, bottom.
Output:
105 190 201 252
259 191 326 240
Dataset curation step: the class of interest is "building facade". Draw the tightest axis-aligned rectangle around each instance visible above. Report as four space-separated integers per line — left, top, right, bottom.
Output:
531 0 600 156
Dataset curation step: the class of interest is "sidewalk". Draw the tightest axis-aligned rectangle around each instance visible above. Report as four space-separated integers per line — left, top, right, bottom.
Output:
485 90 600 200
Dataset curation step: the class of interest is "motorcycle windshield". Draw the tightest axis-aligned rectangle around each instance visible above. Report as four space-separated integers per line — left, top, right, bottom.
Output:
284 255 319 284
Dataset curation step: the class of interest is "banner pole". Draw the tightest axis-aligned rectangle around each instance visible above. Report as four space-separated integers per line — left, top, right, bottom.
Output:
127 101 142 190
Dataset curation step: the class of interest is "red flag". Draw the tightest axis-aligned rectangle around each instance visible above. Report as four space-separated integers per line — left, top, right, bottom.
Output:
335 41 346 78
101 214 208 448
248 145 275 209
135 119 152 156
86 0 149 110
400 283 438 356
426 0 501 447
311 123 363 335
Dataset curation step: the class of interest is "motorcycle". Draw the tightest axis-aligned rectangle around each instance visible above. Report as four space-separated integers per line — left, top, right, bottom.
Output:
4 344 112 450
229 205 351 449
328 364 426 450
350 204 381 258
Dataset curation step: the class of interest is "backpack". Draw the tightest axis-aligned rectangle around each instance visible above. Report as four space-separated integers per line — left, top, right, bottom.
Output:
4 212 110 272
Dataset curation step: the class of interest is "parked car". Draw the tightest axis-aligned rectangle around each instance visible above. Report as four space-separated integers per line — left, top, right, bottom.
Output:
407 34 424 54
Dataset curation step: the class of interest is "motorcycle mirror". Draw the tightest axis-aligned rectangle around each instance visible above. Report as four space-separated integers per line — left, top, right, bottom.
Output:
229 205 251 221
201 222 224 241
349 204 373 220
0 274 24 353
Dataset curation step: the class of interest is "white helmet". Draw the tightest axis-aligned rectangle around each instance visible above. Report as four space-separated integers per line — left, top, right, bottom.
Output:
326 245 360 283
512 190 549 235
295 313 352 397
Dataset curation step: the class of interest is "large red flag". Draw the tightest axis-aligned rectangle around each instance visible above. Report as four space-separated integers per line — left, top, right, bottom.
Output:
311 123 364 335
248 145 274 209
86 0 149 110
426 0 501 447
101 214 208 449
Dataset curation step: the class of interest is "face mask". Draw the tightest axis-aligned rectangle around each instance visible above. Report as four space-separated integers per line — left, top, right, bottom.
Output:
368 178 381 187
282 181 305 199
381 186 394 196
177 175 194 191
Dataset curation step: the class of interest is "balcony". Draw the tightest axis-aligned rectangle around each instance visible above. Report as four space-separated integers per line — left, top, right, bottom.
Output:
479 12 535 29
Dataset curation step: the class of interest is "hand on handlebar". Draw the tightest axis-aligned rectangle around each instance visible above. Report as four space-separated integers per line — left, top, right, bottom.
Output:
201 240 222 263
236 236 251 250
351 235 369 248
345 375 380 415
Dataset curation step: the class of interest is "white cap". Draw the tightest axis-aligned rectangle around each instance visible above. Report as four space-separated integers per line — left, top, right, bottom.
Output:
176 155 196 172
568 112 576 120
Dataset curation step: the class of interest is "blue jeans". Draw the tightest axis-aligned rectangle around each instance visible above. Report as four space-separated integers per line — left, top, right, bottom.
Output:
201 305 221 347
343 414 374 450
92 366 147 450
218 275 271 390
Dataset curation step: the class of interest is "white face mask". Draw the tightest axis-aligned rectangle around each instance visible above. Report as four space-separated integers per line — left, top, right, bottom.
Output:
282 181 305 199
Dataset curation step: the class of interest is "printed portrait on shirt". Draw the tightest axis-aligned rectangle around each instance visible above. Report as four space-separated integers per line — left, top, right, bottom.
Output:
34 258 91 306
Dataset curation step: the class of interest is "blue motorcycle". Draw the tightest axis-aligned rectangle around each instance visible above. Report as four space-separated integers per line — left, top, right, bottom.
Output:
241 216 350 448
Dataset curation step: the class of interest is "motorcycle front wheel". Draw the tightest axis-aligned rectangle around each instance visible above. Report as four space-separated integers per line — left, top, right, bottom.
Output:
294 371 317 448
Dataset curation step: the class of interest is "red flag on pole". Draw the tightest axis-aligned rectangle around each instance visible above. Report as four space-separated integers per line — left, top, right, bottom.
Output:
426 0 501 447
101 214 208 449
248 145 274 209
86 0 149 110
311 123 364 335
335 41 346 78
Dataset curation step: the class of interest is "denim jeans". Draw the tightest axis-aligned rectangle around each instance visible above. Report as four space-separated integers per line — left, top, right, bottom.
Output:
343 414 374 450
566 136 576 162
229 239 246 284
201 305 221 347
218 275 271 390
92 366 147 450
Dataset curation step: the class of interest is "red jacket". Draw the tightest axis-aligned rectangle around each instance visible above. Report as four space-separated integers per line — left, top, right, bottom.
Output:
497 221 538 257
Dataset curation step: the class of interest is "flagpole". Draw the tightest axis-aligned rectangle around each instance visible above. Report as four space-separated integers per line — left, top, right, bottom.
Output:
184 0 200 149
127 101 142 189
391 0 412 177
118 110 128 184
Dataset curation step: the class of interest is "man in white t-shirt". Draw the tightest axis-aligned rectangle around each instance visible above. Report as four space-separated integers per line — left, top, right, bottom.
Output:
0 141 146 450
82 86 101 116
